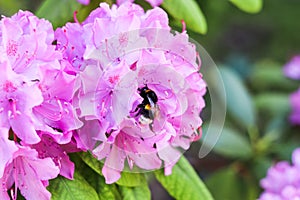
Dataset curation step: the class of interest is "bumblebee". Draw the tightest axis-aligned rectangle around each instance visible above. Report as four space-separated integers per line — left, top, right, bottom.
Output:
134 85 159 131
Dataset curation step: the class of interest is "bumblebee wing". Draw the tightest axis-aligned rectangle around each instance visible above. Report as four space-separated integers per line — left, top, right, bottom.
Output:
147 96 155 107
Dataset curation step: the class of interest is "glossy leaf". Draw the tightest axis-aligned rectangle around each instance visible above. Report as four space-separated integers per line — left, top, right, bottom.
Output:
154 156 213 200
47 172 99 200
0 0 25 16
229 0 263 13
202 125 253 159
79 151 103 175
36 0 81 28
116 172 147 187
78 162 122 200
119 185 151 200
220 67 256 127
206 167 249 200
162 0 207 34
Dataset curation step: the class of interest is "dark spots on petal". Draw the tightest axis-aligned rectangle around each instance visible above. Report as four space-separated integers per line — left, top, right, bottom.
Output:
130 61 137 71
6 40 18 57
153 143 157 149
52 40 58 45
31 79 40 82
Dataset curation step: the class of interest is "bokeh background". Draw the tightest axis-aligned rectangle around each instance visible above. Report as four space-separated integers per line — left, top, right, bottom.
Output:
1 0 300 199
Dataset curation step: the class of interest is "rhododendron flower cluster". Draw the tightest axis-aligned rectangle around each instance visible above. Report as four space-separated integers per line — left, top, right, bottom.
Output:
259 148 300 200
0 2 206 199
77 0 163 7
0 10 81 200
283 55 300 124
59 2 205 183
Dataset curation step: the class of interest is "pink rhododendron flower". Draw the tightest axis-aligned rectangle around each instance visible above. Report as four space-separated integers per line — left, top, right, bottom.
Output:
56 3 206 183
77 0 90 5
117 0 163 7
0 10 61 80
0 61 43 144
259 148 300 200
0 10 78 142
283 55 300 125
0 146 59 200
289 89 300 125
0 10 81 199
283 55 300 80
30 134 76 179
54 22 87 72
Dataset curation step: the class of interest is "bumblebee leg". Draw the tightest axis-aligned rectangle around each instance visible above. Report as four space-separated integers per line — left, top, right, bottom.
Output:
149 122 154 133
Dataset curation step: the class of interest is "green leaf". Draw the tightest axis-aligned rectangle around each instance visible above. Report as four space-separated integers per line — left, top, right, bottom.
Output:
0 0 25 16
254 93 290 116
119 185 151 200
47 171 99 200
116 172 147 187
206 167 247 200
202 125 252 159
162 0 207 34
251 157 272 180
36 0 81 28
78 162 122 200
79 151 103 175
229 0 263 14
220 67 256 127
79 151 147 187
251 61 297 91
154 156 213 200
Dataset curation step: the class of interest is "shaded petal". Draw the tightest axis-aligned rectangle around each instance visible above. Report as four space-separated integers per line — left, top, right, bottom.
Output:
0 128 18 177
292 148 300 167
102 145 126 183
10 113 40 144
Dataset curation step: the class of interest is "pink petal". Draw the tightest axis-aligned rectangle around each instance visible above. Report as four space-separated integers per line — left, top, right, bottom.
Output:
145 0 163 7
77 0 90 5
292 148 300 167
10 114 40 144
0 128 18 177
102 145 126 183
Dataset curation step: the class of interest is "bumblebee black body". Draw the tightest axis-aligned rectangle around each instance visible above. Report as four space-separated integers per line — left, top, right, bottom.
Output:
134 85 159 128
138 86 158 104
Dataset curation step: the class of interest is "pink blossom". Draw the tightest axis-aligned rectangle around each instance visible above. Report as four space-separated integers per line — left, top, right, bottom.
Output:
70 3 206 183
284 56 300 125
0 61 43 144
283 55 300 80
0 146 59 200
54 22 87 72
33 67 83 143
259 148 300 200
289 89 300 125
0 128 18 178
30 134 76 179
77 0 90 5
0 10 61 80
117 0 163 7
0 10 79 199
0 10 82 144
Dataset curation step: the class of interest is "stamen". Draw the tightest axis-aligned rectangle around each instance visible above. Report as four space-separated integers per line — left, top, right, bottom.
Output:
73 11 79 24
181 19 186 33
